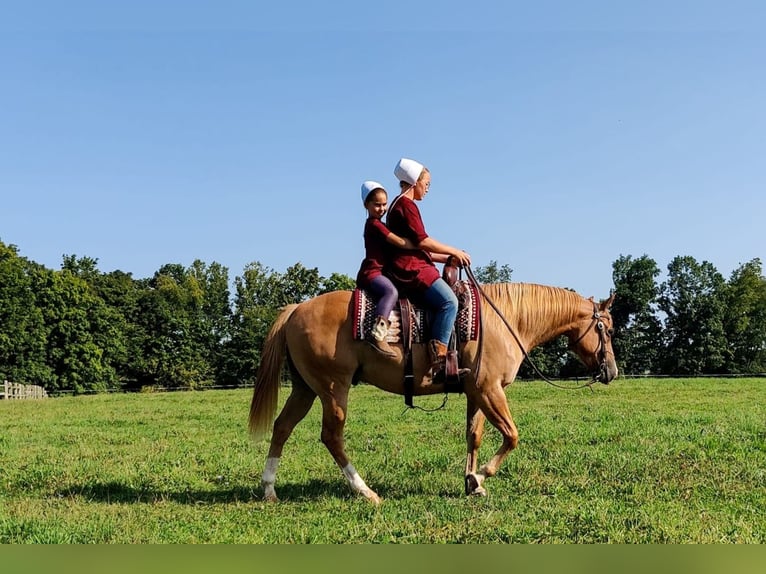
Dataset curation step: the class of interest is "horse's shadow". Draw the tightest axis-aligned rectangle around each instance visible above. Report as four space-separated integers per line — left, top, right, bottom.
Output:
57 479 452 504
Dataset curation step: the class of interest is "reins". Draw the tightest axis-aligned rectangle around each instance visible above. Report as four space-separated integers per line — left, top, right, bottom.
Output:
463 265 598 391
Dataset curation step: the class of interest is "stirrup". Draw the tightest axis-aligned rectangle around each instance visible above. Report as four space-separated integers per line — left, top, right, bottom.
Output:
421 363 449 387
432 366 470 384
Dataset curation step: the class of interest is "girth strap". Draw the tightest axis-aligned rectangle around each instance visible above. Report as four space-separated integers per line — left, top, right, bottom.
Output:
398 298 415 408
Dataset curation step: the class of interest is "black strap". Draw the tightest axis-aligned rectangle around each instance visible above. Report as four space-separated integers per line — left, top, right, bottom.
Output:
399 298 415 407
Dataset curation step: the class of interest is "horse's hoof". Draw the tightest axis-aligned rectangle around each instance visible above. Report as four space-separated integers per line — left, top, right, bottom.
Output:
464 473 487 497
363 490 382 506
464 474 479 495
263 492 279 503
469 486 487 497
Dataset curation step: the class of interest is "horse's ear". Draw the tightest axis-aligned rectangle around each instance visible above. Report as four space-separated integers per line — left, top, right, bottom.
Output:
600 292 616 311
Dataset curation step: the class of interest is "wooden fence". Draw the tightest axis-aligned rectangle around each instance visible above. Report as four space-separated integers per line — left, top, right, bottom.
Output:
1 380 48 400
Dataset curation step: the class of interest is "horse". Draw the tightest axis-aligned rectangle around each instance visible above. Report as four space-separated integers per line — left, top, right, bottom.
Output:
249 282 618 505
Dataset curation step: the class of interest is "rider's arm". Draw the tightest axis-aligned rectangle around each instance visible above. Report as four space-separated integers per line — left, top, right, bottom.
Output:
417 236 471 266
385 232 417 250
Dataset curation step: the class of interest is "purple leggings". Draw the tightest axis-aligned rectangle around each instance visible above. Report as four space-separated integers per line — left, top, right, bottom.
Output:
367 275 398 319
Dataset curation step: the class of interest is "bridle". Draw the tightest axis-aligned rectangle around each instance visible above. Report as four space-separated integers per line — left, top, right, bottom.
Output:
569 302 614 385
464 266 612 390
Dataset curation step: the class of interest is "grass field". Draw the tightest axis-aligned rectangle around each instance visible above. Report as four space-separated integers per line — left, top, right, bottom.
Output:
0 378 764 543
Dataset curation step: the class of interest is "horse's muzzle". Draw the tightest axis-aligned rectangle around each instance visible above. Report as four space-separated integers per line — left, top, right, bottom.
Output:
597 359 619 384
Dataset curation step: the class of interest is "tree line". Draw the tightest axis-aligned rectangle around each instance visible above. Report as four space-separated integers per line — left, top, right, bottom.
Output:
1 239 764 393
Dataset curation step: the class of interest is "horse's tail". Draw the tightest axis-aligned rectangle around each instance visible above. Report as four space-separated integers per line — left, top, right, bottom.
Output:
248 303 300 438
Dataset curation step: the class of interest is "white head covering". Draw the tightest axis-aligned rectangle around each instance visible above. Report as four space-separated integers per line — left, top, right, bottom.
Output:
394 157 424 186
360 180 385 203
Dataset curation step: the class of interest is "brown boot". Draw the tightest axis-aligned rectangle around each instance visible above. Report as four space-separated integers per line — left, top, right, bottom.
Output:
420 340 448 386
367 316 397 357
423 339 470 386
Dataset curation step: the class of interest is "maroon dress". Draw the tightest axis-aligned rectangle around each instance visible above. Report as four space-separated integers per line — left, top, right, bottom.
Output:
385 195 440 298
356 217 391 287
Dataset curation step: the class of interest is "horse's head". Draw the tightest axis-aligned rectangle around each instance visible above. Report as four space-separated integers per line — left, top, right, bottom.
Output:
567 293 618 384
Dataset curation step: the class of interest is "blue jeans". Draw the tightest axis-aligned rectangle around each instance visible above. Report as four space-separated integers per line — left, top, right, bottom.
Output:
423 278 459 345
368 275 398 318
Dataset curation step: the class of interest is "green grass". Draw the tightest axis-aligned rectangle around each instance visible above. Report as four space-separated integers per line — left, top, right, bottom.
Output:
0 378 764 543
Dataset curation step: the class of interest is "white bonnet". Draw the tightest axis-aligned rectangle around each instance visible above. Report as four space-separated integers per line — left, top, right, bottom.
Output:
394 157 424 185
360 180 385 203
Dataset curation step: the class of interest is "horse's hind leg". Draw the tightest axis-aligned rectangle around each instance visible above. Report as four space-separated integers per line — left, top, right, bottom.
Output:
466 383 519 496
261 380 317 502
318 386 381 506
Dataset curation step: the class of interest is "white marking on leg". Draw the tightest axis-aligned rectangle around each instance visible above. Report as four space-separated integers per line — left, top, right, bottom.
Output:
261 457 280 500
342 463 371 495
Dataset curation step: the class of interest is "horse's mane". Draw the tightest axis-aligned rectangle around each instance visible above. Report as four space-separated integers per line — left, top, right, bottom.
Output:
479 282 584 338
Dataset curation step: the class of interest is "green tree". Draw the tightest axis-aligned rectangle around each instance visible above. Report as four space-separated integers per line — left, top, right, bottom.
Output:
320 272 355 294
62 255 131 386
281 262 322 304
611 254 662 374
225 261 325 386
188 260 231 345
723 258 766 373
89 269 140 386
224 262 277 386
61 253 100 282
659 256 727 375
188 260 233 386
0 241 52 386
136 263 218 389
119 262 227 390
474 260 513 284
33 263 121 393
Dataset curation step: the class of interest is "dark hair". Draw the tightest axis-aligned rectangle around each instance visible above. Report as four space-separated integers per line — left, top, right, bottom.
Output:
364 188 387 206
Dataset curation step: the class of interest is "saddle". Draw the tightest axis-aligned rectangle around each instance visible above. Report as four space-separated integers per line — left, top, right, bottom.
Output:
352 262 481 406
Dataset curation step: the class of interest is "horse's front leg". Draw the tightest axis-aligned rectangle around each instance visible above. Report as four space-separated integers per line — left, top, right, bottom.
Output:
319 389 381 506
467 383 519 497
465 399 488 496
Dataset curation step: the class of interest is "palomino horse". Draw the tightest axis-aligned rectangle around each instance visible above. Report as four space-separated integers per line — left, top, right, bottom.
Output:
249 282 618 504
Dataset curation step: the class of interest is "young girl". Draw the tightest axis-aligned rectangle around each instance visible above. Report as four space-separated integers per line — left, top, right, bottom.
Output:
355 180 415 356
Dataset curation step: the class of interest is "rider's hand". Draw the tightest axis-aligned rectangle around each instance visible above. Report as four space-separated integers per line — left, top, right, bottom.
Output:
452 250 471 267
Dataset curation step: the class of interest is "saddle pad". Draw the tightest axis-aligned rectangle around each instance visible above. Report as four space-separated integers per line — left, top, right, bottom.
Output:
455 279 481 342
351 289 426 343
352 280 480 344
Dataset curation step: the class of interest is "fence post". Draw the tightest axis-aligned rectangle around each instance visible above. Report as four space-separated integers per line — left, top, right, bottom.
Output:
0 381 48 400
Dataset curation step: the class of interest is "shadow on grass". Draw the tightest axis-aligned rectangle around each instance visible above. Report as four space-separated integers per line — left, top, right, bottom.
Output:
56 479 361 504
55 478 456 504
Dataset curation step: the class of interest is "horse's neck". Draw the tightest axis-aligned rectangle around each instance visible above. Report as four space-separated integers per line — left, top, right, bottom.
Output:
488 283 582 349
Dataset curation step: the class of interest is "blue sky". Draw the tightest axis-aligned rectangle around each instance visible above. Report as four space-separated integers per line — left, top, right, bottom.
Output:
2 2 764 299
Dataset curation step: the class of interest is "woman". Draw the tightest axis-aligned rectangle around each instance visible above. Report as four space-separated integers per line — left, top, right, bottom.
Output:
386 157 471 384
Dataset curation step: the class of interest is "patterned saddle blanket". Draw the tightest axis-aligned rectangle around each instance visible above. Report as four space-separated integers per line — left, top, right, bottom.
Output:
351 280 481 344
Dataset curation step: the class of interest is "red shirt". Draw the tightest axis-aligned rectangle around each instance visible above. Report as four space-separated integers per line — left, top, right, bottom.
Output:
356 217 391 286
386 195 440 295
